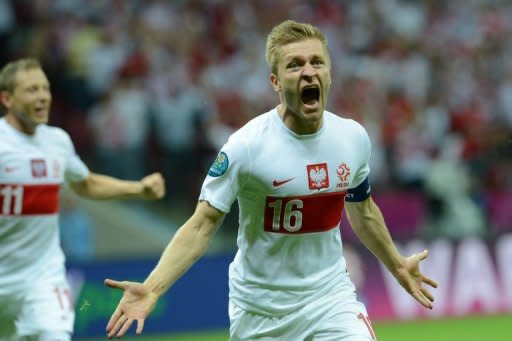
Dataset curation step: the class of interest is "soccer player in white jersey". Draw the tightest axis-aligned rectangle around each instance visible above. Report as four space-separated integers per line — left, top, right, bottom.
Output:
105 20 437 340
0 58 165 341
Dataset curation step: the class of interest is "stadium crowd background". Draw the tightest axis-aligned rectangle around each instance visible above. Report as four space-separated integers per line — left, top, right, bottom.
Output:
1 0 511 257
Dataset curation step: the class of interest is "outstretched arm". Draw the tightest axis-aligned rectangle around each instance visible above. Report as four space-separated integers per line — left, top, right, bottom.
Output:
105 200 226 338
70 172 165 200
345 196 437 309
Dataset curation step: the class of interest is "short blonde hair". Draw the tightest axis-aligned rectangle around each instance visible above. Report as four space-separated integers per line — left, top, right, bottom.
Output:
265 20 329 74
0 58 42 94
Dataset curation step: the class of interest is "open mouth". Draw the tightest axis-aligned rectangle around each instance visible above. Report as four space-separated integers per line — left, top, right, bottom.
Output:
301 85 320 106
33 107 48 118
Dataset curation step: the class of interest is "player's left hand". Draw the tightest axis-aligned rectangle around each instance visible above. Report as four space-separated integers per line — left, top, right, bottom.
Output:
140 172 165 200
395 250 437 309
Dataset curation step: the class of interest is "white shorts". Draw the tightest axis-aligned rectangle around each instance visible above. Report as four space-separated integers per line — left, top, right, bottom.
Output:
229 291 377 341
0 275 74 340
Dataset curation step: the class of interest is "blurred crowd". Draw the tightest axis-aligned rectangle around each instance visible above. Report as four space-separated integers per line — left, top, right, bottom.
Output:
1 0 511 241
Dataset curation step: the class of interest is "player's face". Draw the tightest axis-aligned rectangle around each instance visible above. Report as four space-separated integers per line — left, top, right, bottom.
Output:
271 38 331 134
2 68 52 134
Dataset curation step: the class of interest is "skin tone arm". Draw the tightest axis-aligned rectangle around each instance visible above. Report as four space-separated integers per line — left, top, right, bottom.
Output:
70 172 165 200
105 200 226 338
345 196 438 309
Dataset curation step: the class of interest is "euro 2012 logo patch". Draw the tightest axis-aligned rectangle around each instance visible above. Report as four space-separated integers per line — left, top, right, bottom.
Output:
208 151 229 177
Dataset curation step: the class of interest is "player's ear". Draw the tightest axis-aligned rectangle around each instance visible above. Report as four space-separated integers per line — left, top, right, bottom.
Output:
0 91 12 109
269 73 280 92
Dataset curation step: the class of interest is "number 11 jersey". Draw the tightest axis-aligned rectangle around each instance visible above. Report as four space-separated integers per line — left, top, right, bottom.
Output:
0 118 89 292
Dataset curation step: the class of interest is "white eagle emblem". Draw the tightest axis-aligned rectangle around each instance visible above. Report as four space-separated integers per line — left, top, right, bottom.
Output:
309 167 327 188
307 163 330 190
31 159 47 178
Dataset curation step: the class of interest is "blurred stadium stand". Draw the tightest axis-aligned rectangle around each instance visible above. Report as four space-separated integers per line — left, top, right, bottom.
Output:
1 0 511 336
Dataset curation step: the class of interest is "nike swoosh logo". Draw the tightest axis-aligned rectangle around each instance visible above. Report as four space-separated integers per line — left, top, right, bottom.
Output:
272 177 295 187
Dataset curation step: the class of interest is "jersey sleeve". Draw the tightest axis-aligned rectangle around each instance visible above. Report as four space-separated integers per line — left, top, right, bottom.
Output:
350 122 371 189
198 133 250 213
61 131 90 183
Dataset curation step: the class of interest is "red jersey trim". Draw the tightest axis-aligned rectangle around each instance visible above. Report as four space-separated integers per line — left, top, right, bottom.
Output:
264 192 346 234
0 183 60 216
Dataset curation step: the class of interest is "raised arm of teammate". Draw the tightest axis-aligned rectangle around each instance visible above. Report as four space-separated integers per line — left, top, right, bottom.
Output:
70 172 165 200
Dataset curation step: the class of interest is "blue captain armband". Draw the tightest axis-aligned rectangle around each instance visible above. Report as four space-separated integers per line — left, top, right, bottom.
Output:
345 177 371 202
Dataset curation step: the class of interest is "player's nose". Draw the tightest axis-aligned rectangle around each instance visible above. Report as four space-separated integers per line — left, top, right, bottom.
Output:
38 90 51 103
302 62 316 77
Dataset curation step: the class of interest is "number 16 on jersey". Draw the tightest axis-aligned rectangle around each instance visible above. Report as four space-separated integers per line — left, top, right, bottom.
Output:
264 192 346 234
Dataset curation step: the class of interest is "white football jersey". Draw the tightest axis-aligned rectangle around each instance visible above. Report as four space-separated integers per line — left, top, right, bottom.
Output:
0 118 89 293
200 108 371 316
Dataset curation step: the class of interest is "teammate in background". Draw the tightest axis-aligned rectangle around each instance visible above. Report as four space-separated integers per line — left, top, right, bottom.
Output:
105 20 437 340
0 58 165 341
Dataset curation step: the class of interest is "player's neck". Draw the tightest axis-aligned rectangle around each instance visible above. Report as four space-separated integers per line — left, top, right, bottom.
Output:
5 113 37 135
277 105 323 135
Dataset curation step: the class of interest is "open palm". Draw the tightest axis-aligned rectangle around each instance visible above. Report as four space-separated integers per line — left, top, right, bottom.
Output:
395 250 438 309
105 279 159 338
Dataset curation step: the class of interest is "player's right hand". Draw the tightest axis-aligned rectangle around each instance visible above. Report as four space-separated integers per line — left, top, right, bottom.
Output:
104 278 159 338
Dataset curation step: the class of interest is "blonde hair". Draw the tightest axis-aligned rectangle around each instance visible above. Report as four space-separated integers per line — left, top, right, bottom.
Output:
0 58 42 94
265 20 329 74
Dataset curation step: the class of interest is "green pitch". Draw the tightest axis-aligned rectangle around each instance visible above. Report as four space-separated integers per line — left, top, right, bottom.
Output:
81 314 511 341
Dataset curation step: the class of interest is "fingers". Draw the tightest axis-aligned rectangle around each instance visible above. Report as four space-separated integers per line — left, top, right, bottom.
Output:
105 281 125 335
105 279 148 297
107 313 127 339
136 319 146 335
422 275 438 288
104 279 149 338
117 318 135 338
106 313 146 338
144 172 164 185
142 173 165 199
412 289 433 310
414 250 438 288
108 313 126 337
107 313 129 338
421 286 435 303
401 249 437 310
409 273 435 310
418 249 429 261
151 180 165 198
104 278 125 289
106 307 122 332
